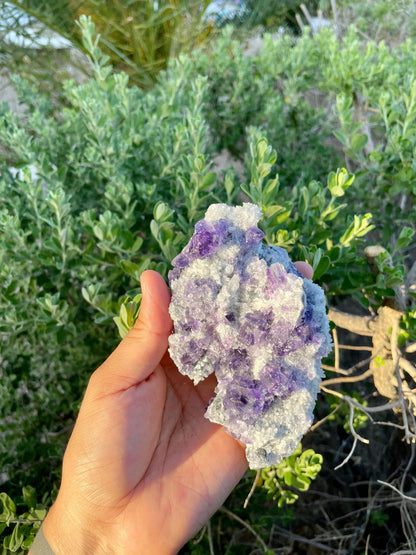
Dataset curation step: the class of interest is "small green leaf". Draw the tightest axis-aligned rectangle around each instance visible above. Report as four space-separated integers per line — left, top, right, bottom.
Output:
0 493 17 524
193 155 205 172
374 356 386 368
154 202 167 221
150 219 159 240
113 316 130 339
3 523 24 551
327 168 355 198
395 226 415 252
22 486 37 510
201 172 216 190
351 133 368 152
333 129 347 145
256 138 268 160
398 331 409 347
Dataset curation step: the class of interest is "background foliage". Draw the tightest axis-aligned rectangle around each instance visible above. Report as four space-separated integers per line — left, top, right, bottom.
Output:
1 1 416 553
2 0 216 89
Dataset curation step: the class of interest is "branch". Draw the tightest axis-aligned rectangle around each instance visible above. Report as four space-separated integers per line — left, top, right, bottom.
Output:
400 357 416 380
207 520 215 555
295 12 305 33
328 307 374 336
321 367 374 387
392 318 416 442
219 507 269 552
377 480 416 503
320 384 401 413
300 3 314 28
272 525 335 552
334 436 358 470
243 469 260 509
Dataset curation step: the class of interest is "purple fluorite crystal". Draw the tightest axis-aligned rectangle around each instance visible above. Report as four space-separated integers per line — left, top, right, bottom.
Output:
168 203 332 468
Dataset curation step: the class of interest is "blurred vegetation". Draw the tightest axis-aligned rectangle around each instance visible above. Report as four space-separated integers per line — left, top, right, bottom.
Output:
2 0 215 88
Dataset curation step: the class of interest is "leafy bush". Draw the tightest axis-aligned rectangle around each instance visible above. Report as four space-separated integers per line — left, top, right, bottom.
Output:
0 488 48 553
0 16 217 502
1 9 416 555
260 444 323 507
182 22 416 236
189 27 341 186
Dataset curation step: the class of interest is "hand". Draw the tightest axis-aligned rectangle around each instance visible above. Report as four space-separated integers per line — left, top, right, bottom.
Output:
40 264 313 555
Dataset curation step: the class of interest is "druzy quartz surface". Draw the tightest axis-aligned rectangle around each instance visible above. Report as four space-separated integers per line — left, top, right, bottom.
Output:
168 204 332 469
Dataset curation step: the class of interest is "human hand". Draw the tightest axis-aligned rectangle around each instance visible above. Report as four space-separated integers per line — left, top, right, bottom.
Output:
40 264 313 555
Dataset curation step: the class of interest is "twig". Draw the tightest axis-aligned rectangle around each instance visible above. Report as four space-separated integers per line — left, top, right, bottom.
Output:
392 318 414 443
193 525 207 546
355 27 374 43
322 343 382 376
399 443 416 548
334 395 371 470
244 469 260 509
328 307 374 336
377 480 416 503
346 401 370 444
219 506 269 553
272 525 335 552
338 344 373 351
321 367 374 387
405 260 416 297
310 403 343 432
333 326 340 373
406 342 416 354
320 384 401 413
207 519 215 555
300 3 314 28
401 443 415 494
295 13 305 33
373 420 405 430
322 363 349 375
334 437 358 470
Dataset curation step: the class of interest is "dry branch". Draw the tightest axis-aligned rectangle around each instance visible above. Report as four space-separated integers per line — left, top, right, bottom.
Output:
328 307 374 336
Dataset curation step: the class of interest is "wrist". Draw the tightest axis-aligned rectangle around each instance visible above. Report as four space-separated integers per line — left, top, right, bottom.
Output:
41 498 104 555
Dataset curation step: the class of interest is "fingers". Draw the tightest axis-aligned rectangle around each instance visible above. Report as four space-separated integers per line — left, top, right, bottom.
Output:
295 261 314 280
90 271 172 394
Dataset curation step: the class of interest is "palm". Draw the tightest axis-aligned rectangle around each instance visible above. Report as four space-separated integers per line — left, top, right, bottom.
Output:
64 352 247 554
127 355 247 552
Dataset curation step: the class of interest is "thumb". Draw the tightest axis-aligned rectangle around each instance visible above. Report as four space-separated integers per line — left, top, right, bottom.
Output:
91 270 172 395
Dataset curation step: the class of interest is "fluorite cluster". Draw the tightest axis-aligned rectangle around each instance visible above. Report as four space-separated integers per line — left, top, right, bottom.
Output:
168 203 332 469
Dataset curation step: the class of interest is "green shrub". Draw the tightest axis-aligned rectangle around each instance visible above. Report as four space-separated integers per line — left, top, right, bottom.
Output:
189 27 341 186
0 15 217 501
1 12 416 555
260 444 323 507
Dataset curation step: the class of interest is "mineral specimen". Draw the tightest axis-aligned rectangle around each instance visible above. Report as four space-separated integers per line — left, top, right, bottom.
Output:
168 203 332 469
